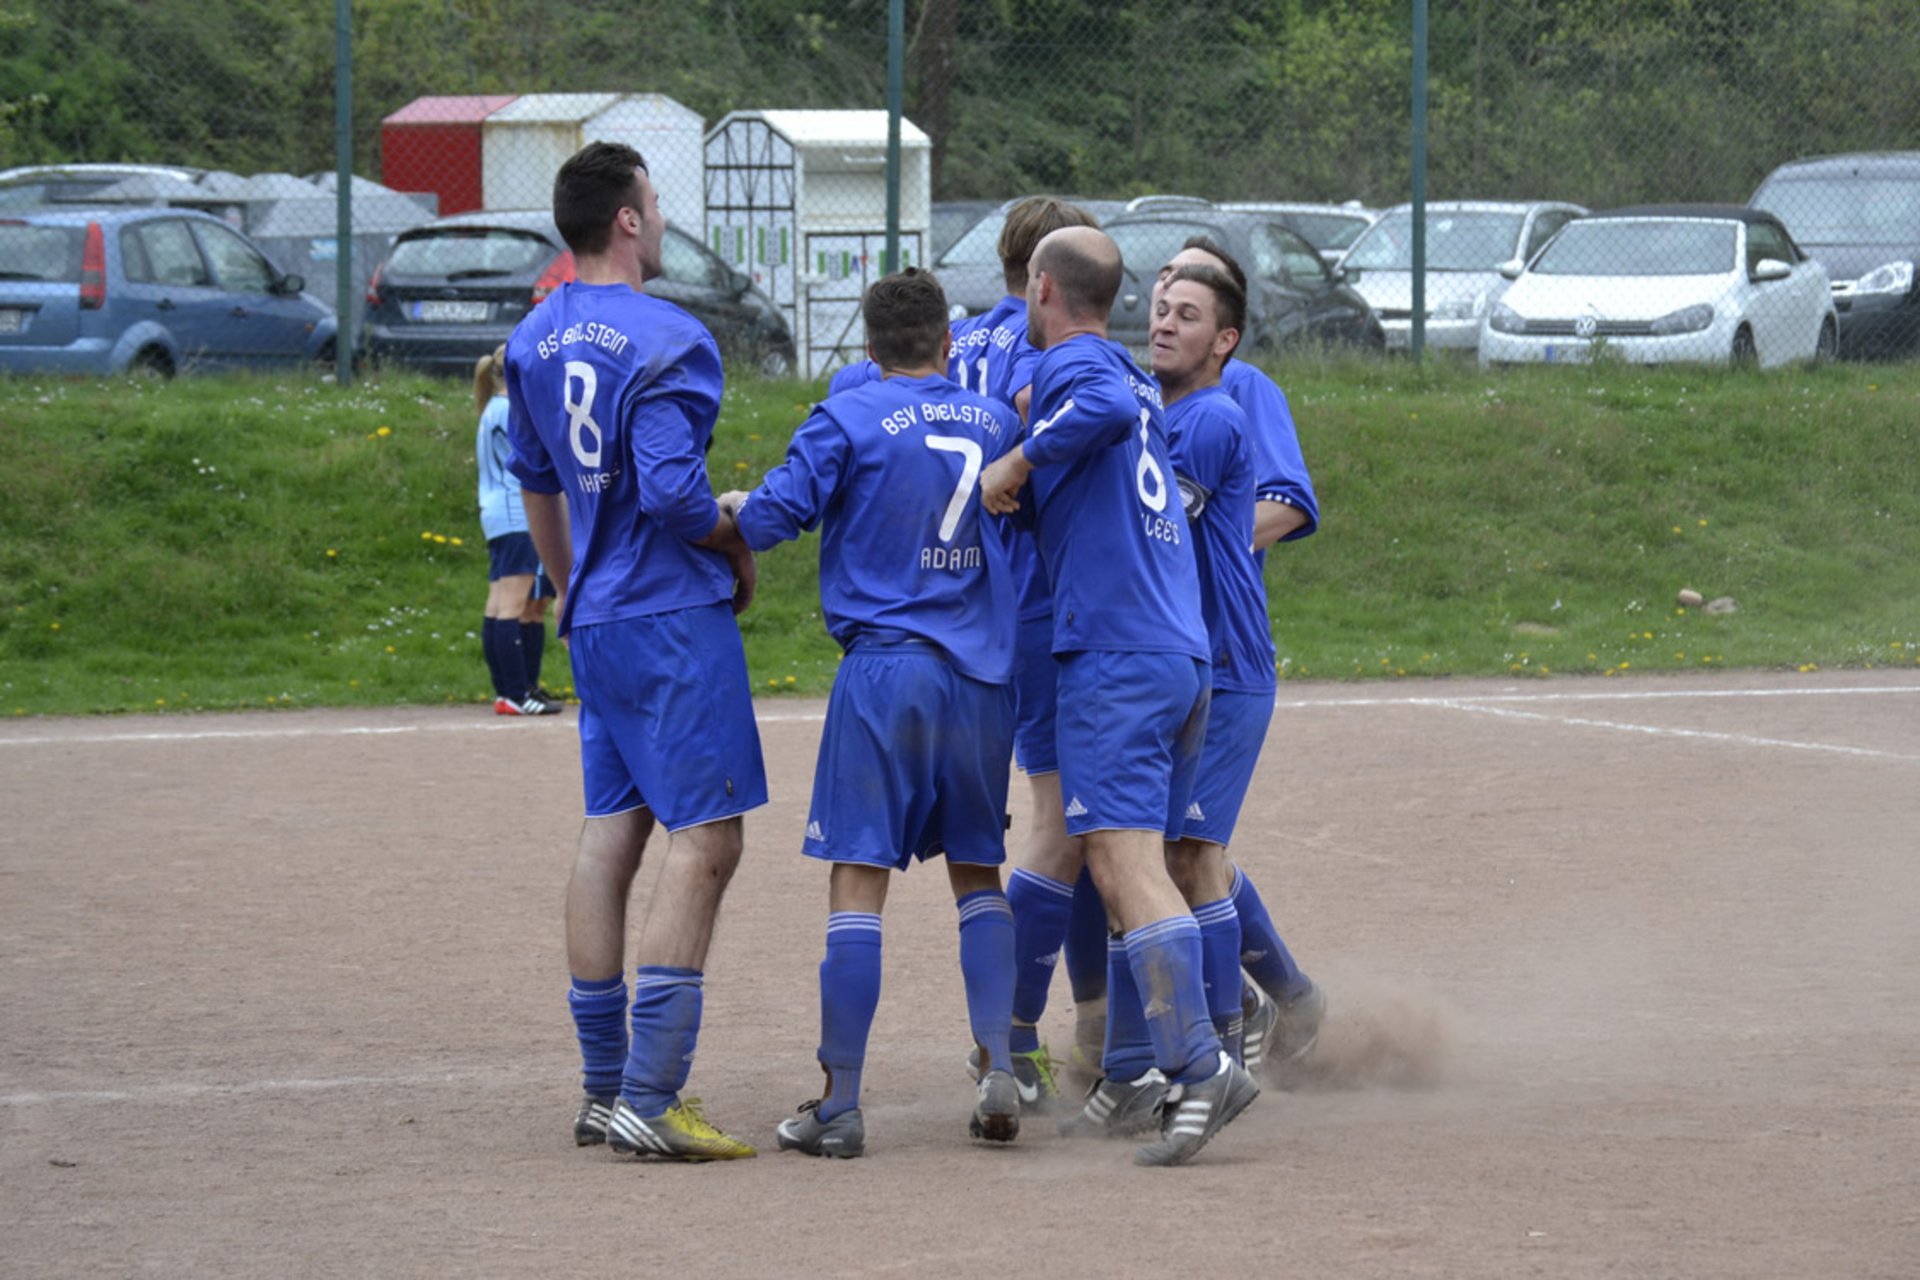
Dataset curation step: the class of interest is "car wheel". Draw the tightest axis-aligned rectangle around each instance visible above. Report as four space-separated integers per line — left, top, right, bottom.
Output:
1813 317 1838 363
129 347 175 380
755 345 795 379
1730 325 1758 368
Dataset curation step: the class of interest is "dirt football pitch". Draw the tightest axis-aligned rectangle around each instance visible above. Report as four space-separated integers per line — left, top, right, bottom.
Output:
3 670 1917 1278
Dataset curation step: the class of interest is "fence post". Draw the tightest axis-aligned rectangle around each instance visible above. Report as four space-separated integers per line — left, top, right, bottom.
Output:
333 0 353 386
885 0 904 274
1410 0 1428 362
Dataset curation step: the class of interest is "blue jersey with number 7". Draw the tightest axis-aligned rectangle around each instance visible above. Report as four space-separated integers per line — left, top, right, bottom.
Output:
735 373 1021 685
504 281 732 636
1021 335 1208 661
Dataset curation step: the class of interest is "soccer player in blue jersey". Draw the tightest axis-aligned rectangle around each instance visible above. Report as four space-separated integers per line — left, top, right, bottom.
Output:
719 268 1024 1158
506 141 766 1162
978 226 1258 1166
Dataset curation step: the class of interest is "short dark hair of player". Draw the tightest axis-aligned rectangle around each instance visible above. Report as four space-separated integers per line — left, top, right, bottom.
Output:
553 141 651 256
1164 263 1247 359
1032 230 1124 317
863 268 950 371
1179 234 1250 298
999 197 1101 294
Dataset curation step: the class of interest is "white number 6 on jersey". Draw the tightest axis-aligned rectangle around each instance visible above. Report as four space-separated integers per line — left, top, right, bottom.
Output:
1135 407 1168 512
924 434 984 543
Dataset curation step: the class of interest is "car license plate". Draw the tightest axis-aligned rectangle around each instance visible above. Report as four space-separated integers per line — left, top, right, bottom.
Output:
411 300 490 323
0 308 25 335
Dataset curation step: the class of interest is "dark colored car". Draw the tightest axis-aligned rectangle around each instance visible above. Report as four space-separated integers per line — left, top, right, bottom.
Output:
1103 209 1383 355
0 206 335 376
360 210 796 376
1750 152 1920 359
933 196 1131 319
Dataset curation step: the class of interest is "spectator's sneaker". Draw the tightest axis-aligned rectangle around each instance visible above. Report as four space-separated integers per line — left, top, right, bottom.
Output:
966 1044 1063 1111
533 686 567 705
775 1099 866 1159
1133 1052 1260 1168
607 1096 756 1161
1057 1069 1168 1139
494 693 562 716
572 1092 614 1146
1244 979 1326 1085
969 1070 1021 1143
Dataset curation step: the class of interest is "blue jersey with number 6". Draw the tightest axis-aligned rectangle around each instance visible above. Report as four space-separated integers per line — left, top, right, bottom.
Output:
1166 386 1275 695
1021 335 1207 660
735 373 1021 685
504 281 731 636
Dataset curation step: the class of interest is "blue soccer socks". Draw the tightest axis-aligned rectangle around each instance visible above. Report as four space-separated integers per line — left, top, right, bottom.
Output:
1064 867 1110 1005
1230 866 1312 1001
1192 896 1245 1058
568 974 628 1098
622 966 703 1117
1102 933 1157 1083
1005 868 1074 1054
482 616 530 700
520 620 546 688
817 912 884 1121
1124 915 1222 1087
956 890 1016 1077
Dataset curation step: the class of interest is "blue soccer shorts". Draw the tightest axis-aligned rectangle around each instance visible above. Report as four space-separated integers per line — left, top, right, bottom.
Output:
1054 649 1211 838
568 601 768 830
487 532 557 598
1172 689 1273 846
1011 615 1060 775
803 638 1015 870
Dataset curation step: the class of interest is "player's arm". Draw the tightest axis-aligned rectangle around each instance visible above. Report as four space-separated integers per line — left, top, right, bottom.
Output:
1237 371 1319 548
728 410 849 552
503 354 572 625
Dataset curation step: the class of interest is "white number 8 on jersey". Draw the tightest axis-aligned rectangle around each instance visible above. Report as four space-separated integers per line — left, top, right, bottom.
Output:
564 360 602 469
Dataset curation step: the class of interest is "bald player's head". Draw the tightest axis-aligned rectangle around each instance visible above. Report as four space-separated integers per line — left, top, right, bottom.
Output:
1031 226 1124 319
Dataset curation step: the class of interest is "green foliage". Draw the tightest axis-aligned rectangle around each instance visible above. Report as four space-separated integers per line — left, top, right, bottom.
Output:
2 361 1917 718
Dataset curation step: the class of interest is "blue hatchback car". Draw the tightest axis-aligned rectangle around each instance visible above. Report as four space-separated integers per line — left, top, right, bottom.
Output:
0 207 336 376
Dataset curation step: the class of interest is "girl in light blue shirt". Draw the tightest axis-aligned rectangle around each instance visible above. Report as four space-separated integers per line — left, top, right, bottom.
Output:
475 345 559 715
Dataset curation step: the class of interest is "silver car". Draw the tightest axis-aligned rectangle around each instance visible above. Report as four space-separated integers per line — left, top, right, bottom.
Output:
1338 200 1586 351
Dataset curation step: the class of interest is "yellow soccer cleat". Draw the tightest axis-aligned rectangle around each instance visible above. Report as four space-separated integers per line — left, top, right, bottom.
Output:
607 1095 758 1161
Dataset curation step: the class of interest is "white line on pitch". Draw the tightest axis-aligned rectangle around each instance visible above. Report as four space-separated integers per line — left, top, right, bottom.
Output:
1433 699 1920 761
0 1066 541 1108
1 683 1914 749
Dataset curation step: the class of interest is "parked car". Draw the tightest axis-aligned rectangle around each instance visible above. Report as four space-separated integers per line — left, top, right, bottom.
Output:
1338 199 1585 352
1222 200 1377 265
1104 207 1383 354
1749 152 1920 359
0 163 207 212
932 195 1130 318
931 199 999 261
1480 205 1837 368
360 210 795 376
0 207 335 376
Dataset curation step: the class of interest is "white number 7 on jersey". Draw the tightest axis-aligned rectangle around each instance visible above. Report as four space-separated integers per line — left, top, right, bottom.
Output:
924 434 984 543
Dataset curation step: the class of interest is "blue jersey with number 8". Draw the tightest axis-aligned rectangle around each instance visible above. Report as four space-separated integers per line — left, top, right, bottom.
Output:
1021 335 1208 660
504 281 732 636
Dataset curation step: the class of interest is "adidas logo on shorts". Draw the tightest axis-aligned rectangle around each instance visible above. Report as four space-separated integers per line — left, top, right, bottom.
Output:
806 820 824 841
1063 796 1088 818
1186 802 1207 822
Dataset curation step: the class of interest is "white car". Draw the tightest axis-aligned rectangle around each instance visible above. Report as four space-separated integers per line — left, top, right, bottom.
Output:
1336 199 1586 351
1480 205 1839 368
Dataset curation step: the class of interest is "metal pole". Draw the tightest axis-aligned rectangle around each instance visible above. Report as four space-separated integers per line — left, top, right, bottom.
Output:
885 0 903 273
1410 0 1428 362
334 0 353 385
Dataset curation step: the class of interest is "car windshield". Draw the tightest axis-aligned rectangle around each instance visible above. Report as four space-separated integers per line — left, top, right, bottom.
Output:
0 222 82 281
938 210 1006 266
1287 213 1371 250
1751 176 1920 246
1531 220 1736 276
1343 210 1525 270
1107 221 1220 281
387 228 553 278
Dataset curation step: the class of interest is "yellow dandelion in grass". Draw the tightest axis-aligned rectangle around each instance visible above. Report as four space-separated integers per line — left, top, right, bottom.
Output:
1676 607 1687 616
367 432 377 440
1674 652 1686 660
735 461 749 471
785 675 797 685
1539 666 1550 675
49 622 60 631
421 531 434 541
155 698 166 706
385 644 396 654
1643 630 1653 640
749 433 762 442
433 534 448 544
1619 662 1631 670
767 678 778 688
1671 526 1683 534
1603 668 1618 678
326 548 338 558
348 678 360 688
1587 653 1597 661
1697 518 1708 527
450 537 464 547
377 425 392 437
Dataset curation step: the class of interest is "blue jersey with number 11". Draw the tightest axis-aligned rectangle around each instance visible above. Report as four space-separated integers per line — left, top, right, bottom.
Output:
1022 335 1207 660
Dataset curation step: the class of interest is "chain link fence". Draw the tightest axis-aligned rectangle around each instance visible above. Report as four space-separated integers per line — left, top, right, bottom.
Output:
2 0 1916 378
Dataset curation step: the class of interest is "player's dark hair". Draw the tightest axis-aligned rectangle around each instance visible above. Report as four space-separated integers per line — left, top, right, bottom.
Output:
553 141 650 256
863 268 950 371
1179 234 1249 298
1164 263 1246 359
999 197 1100 293
1032 228 1123 317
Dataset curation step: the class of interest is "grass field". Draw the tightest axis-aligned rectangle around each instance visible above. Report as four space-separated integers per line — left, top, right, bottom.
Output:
2 357 1917 717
